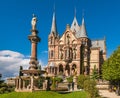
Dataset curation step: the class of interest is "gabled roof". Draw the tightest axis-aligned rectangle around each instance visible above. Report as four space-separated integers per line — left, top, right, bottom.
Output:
91 39 106 52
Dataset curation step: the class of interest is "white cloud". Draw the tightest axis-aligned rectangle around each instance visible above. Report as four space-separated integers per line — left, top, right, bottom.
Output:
0 50 43 80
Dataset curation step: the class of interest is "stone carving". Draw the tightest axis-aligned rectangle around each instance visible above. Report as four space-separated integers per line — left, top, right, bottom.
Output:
66 34 70 44
59 48 63 59
73 48 76 59
67 48 69 58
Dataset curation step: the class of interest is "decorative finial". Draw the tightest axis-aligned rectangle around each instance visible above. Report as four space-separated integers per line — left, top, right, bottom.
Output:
31 14 37 30
32 13 35 18
66 24 70 30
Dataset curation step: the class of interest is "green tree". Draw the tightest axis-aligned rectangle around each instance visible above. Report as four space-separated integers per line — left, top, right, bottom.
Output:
0 74 14 94
102 46 120 81
91 65 99 80
102 46 120 93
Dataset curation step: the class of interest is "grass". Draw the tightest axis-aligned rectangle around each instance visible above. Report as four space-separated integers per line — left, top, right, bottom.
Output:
0 91 87 98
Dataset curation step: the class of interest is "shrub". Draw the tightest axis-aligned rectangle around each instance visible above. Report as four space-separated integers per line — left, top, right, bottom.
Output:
66 76 73 83
51 77 56 90
84 80 99 98
77 75 89 89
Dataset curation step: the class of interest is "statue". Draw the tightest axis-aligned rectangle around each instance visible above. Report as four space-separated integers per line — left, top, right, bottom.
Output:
59 51 63 59
73 48 76 59
67 48 69 58
31 14 37 30
74 68 77 76
65 70 69 76
66 34 70 44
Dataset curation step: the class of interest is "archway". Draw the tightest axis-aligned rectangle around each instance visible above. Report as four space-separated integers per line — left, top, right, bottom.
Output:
59 64 63 75
65 64 70 76
72 64 77 75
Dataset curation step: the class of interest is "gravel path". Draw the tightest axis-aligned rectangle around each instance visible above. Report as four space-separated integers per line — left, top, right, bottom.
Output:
99 90 120 98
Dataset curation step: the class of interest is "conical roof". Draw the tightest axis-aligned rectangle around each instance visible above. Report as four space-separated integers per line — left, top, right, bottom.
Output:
80 17 88 38
50 12 58 37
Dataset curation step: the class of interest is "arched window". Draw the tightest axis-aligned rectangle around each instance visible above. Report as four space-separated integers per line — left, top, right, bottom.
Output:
51 50 54 58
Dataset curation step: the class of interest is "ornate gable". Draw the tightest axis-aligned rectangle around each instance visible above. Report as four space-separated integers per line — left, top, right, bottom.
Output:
59 24 77 45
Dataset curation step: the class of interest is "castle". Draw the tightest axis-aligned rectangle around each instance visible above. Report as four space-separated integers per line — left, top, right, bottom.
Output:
45 11 106 77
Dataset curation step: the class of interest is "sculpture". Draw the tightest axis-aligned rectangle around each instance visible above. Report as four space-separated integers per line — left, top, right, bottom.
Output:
73 48 76 59
31 14 37 30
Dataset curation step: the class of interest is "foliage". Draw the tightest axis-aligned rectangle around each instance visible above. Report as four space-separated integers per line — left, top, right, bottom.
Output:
0 91 87 98
51 77 56 90
50 77 63 90
37 77 45 89
66 76 73 83
0 74 14 94
54 77 63 83
90 65 99 80
0 82 14 94
77 75 89 89
102 46 120 81
84 80 99 98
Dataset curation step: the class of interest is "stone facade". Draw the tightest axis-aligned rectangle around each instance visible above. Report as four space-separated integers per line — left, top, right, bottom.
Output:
45 12 106 77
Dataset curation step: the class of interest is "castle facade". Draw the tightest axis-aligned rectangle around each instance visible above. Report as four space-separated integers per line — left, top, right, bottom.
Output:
45 12 106 77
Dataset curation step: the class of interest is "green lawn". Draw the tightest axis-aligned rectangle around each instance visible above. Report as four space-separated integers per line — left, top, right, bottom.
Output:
0 91 87 98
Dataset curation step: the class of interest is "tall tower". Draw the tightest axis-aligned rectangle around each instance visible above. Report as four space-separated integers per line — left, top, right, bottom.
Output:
28 15 40 70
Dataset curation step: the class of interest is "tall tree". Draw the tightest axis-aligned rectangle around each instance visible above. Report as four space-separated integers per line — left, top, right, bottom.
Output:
102 46 120 81
102 46 120 93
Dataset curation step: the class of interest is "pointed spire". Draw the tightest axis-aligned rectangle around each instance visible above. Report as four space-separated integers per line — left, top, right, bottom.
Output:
50 6 58 37
70 8 79 32
80 17 88 38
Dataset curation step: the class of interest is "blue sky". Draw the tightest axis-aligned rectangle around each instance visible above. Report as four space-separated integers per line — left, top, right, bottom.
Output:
0 0 120 78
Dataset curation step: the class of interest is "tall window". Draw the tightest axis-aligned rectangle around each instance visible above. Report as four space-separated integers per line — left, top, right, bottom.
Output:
51 50 54 58
49 51 50 59
50 37 53 44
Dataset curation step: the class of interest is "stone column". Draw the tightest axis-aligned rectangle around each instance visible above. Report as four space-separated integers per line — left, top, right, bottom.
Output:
31 76 34 90
57 66 59 75
63 66 65 75
50 67 52 74
16 79 19 89
70 66 72 76
28 15 40 70
23 80 25 89
31 42 37 59
19 78 21 90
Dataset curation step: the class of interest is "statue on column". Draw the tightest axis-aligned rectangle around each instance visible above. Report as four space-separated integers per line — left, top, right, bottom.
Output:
31 14 37 30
